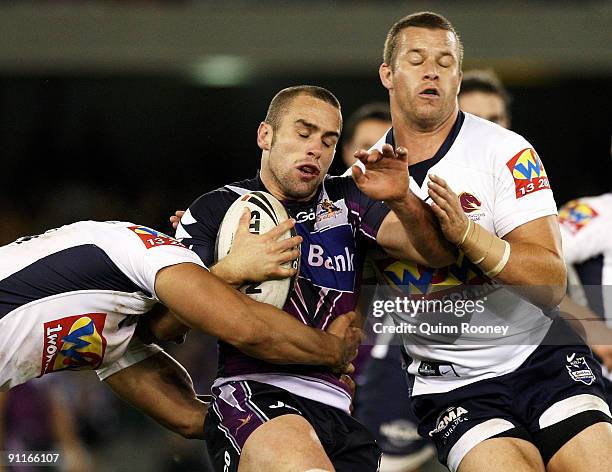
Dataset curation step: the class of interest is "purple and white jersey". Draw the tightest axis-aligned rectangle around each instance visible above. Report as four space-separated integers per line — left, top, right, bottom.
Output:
177 173 390 412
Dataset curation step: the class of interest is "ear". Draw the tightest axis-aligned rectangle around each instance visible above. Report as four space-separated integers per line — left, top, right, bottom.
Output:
257 122 273 151
457 70 463 95
379 63 393 91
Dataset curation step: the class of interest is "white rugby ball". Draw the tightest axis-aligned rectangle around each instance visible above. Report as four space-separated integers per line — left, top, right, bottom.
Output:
215 191 299 309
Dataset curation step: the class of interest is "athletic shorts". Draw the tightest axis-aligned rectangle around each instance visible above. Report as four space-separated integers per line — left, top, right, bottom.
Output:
355 344 434 471
205 380 382 472
411 320 612 472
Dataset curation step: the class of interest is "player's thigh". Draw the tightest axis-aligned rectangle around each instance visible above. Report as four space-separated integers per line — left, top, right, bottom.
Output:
458 437 545 472
238 414 334 472
546 422 612 472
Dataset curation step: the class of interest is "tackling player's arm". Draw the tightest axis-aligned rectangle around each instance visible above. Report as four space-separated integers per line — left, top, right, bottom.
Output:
103 351 208 439
352 144 456 267
154 262 361 369
427 174 566 309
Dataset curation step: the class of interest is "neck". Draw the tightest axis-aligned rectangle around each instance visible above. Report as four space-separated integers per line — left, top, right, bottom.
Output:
392 105 459 166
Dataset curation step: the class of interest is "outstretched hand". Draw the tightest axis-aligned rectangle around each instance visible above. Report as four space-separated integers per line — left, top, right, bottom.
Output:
352 144 410 202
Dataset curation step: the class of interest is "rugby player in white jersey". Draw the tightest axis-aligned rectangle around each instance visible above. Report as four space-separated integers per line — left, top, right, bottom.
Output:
558 185 612 389
0 221 362 439
353 11 612 472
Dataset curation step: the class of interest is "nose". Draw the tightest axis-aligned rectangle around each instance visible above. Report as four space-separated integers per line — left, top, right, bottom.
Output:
307 141 323 160
423 59 439 81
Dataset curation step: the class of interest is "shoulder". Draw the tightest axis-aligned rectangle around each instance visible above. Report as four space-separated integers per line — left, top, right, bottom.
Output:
188 176 259 216
460 114 532 158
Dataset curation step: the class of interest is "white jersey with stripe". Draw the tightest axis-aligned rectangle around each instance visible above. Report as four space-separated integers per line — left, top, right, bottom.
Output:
352 113 559 396
0 220 206 390
559 193 612 324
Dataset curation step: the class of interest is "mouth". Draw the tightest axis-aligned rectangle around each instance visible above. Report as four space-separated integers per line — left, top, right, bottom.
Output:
418 87 440 99
296 164 320 180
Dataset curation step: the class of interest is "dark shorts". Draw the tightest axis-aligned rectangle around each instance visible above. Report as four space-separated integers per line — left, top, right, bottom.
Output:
354 344 433 466
205 380 381 472
412 321 612 472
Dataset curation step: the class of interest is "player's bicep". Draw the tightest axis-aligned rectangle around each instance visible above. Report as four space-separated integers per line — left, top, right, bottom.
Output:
153 262 257 345
502 215 563 255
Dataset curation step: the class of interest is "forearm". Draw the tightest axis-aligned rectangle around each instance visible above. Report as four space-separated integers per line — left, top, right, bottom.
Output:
496 241 566 294
238 296 342 367
155 264 348 369
459 220 566 309
104 352 207 439
387 193 456 267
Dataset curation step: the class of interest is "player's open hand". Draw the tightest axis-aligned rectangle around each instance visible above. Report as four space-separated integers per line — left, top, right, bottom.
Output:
170 210 185 230
352 144 410 203
217 208 302 285
427 174 469 245
326 311 364 371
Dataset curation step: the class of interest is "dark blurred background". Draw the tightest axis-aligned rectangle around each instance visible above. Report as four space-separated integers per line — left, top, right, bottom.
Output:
0 1 610 471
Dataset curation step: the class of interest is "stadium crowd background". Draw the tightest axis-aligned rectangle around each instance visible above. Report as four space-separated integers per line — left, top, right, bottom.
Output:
0 1 610 471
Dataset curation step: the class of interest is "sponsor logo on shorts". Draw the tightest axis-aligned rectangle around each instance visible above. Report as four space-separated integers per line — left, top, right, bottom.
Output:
268 401 301 414
235 413 253 434
428 406 469 440
40 314 107 376
558 200 598 233
505 148 550 199
379 420 421 447
566 353 596 385
128 226 185 249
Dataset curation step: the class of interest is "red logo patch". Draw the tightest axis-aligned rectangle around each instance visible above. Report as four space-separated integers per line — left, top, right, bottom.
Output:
128 226 185 249
459 193 482 213
505 148 550 199
41 314 107 376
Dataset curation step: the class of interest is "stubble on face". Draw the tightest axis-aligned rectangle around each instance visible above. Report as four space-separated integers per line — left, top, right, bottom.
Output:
390 27 462 131
264 95 341 201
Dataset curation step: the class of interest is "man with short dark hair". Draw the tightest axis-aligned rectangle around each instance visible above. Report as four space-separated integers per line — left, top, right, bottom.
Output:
459 69 511 128
341 103 392 167
176 84 455 471
355 10 612 472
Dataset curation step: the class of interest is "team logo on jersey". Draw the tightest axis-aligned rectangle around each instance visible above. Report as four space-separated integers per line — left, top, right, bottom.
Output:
558 200 598 233
128 226 185 249
40 314 107 376
565 353 595 385
458 192 486 222
459 193 481 213
506 148 550 199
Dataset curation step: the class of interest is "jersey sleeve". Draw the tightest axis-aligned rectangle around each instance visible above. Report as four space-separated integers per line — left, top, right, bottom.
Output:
345 177 391 243
559 198 607 264
106 223 208 300
175 191 229 266
491 138 558 238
